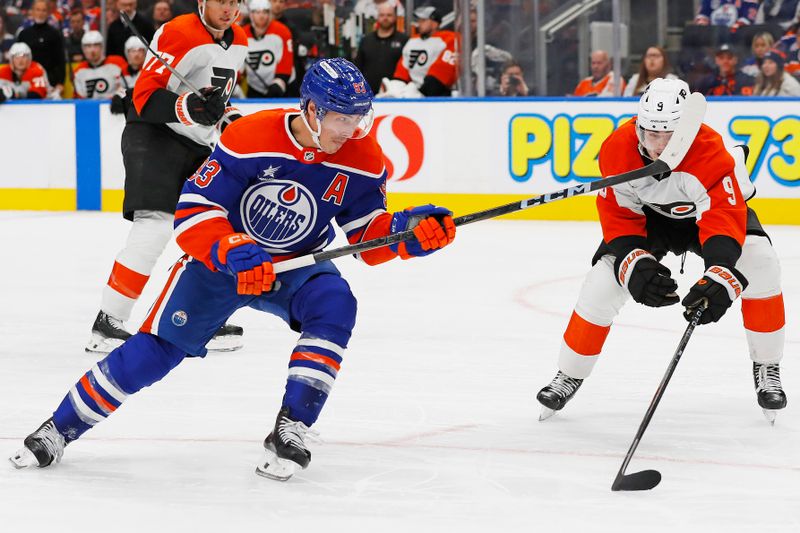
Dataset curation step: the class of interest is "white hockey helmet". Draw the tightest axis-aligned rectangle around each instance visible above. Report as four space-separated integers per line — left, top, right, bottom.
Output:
8 42 32 59
124 36 147 54
636 77 690 133
82 30 104 46
249 0 271 11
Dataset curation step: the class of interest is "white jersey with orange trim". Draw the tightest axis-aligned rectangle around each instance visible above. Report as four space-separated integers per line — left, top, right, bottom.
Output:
393 30 457 89
597 118 752 250
242 20 293 94
73 56 128 99
133 13 248 148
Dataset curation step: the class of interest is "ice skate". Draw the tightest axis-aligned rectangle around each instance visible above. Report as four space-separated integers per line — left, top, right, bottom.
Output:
537 371 584 421
256 407 315 481
9 418 65 469
206 323 244 352
753 362 787 425
85 310 131 353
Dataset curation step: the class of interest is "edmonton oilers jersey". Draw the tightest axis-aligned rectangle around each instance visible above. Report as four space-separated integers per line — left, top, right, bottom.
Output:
173 108 388 269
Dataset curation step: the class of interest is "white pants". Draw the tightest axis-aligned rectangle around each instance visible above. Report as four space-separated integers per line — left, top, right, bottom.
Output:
558 235 784 379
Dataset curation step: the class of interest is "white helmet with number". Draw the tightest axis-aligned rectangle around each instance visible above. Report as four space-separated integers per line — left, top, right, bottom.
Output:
636 77 690 133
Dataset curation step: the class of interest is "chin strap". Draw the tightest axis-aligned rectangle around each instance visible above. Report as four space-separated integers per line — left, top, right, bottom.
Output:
299 108 324 151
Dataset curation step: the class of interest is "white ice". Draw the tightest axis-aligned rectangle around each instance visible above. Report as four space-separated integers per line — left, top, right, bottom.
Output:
0 212 797 532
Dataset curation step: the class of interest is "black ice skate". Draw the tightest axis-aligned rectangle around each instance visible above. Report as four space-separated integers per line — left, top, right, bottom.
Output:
206 323 244 352
537 370 584 421
85 310 131 353
753 362 787 425
255 407 315 481
9 418 66 469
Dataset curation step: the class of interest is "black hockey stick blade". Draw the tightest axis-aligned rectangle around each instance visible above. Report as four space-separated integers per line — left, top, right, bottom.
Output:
611 469 662 492
119 12 206 100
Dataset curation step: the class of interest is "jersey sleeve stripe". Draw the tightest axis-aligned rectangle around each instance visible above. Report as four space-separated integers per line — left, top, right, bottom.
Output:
340 208 385 234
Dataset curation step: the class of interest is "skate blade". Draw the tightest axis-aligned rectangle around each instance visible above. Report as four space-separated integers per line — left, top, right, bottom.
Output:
539 407 557 421
762 409 777 425
255 449 297 481
205 335 244 353
9 447 39 469
84 332 125 354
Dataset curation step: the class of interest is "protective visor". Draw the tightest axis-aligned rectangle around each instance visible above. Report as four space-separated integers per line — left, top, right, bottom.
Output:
318 107 375 140
638 127 673 156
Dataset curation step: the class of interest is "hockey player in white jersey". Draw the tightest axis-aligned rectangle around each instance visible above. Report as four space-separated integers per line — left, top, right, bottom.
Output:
536 78 787 423
86 0 248 353
242 0 293 98
73 31 128 100
392 6 457 96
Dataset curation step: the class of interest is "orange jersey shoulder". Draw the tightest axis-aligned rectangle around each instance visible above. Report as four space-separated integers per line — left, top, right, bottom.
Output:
675 124 735 188
220 108 298 154
73 61 91 75
0 64 12 81
327 133 385 177
231 23 248 46
106 55 129 72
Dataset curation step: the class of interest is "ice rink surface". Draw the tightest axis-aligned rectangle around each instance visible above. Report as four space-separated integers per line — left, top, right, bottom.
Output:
0 211 797 532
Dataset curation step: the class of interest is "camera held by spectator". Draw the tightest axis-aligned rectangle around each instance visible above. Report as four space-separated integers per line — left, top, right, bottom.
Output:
499 61 528 97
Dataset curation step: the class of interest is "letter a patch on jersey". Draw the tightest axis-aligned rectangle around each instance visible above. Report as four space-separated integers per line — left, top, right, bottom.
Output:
322 172 349 206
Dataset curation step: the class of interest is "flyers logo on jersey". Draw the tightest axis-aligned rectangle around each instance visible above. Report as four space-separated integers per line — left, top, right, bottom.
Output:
86 78 109 97
650 201 697 218
409 50 429 67
370 115 424 182
240 181 317 248
247 50 275 70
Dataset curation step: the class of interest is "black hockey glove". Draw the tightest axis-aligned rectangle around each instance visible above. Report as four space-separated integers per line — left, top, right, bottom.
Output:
110 94 127 115
615 249 679 307
177 86 226 126
266 82 285 97
682 265 748 325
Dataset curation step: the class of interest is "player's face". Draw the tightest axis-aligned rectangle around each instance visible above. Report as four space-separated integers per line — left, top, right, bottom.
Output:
83 43 103 64
11 54 31 74
641 129 673 160
250 8 270 28
308 105 373 154
201 0 239 30
416 18 436 37
127 48 146 69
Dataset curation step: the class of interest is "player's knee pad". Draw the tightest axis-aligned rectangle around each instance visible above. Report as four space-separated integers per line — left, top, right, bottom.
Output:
104 333 186 394
736 235 781 299
116 210 174 271
291 274 357 348
574 254 630 325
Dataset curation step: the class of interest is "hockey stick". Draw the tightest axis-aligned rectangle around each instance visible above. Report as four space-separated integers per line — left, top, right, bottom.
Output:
274 93 707 274
119 11 206 100
611 303 707 492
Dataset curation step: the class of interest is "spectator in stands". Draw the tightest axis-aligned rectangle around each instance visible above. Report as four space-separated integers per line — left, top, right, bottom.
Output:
354 1 408 93
0 13 14 62
697 43 755 95
151 0 171 29
65 7 87 62
106 0 153 58
73 30 128 99
624 46 677 96
753 49 800 95
82 0 102 30
572 49 625 96
742 31 775 77
17 0 65 95
498 60 528 96
0 41 51 102
758 0 800 30
694 0 759 30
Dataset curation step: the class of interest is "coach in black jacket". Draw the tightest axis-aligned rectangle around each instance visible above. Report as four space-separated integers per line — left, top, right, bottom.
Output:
354 2 408 93
16 0 65 92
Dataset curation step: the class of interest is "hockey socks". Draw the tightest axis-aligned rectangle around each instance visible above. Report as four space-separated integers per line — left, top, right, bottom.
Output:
282 336 344 426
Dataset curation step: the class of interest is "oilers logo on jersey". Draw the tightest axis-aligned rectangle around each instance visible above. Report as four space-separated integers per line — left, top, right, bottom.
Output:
240 181 317 248
247 50 275 70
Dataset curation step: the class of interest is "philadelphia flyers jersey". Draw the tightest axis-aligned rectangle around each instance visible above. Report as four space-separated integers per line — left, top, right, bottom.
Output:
73 56 128 99
242 20 293 94
0 61 50 98
597 118 752 248
133 13 247 148
393 30 457 89
173 108 393 271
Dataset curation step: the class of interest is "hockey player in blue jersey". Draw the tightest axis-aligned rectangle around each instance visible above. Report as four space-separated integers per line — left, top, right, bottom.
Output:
10 58 457 481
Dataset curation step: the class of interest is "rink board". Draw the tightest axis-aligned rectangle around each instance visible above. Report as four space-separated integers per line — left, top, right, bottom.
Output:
1 98 799 224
